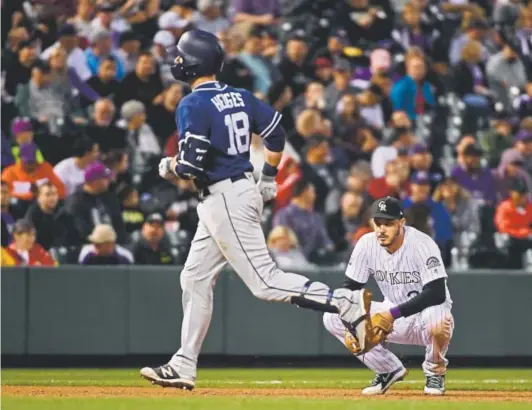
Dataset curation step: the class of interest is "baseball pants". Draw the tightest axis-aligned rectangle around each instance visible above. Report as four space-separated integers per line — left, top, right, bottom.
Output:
169 174 359 380
323 300 454 376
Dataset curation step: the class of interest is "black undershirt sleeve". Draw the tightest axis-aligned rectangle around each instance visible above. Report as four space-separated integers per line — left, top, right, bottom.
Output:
398 278 446 318
343 276 366 291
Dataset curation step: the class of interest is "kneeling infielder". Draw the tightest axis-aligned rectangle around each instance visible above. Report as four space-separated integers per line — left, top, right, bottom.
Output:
324 196 454 395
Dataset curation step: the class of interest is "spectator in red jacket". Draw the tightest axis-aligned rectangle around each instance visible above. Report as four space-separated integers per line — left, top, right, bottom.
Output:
4 219 56 266
495 178 532 269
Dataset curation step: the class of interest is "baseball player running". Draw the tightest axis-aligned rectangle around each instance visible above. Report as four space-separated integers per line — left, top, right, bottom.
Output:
140 29 374 390
323 196 454 396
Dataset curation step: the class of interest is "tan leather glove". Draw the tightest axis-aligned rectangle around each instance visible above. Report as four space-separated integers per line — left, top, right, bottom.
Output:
344 312 394 355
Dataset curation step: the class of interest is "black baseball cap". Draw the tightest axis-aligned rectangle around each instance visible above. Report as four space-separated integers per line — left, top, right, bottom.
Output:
371 196 404 220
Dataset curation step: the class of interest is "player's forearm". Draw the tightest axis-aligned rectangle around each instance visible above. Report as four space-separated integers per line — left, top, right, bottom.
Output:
261 148 283 177
342 276 365 291
392 278 446 319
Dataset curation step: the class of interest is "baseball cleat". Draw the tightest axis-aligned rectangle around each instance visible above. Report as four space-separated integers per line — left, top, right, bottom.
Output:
362 367 408 395
342 289 373 353
140 365 195 390
424 375 445 395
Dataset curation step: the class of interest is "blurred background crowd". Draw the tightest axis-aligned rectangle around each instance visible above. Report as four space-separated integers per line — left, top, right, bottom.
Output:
2 0 532 270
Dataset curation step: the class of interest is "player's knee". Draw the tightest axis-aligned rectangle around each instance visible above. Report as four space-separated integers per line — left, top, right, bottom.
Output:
323 312 337 333
427 317 453 342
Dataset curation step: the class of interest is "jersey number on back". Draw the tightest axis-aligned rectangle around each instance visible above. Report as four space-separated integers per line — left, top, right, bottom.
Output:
225 112 250 155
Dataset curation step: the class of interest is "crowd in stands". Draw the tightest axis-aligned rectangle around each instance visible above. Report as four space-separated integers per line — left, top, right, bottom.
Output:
2 0 532 270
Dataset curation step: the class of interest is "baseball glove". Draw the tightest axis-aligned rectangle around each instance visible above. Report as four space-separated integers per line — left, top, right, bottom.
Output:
344 312 394 355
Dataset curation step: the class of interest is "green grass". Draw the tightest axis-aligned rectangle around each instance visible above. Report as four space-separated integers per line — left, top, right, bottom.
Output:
3 368 532 410
3 368 532 391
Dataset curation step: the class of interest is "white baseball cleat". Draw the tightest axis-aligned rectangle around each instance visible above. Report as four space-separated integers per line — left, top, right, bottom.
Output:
424 375 445 395
140 365 195 390
340 289 373 353
362 368 408 395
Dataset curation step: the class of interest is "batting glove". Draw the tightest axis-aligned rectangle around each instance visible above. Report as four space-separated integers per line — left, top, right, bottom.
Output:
158 157 175 180
257 174 277 202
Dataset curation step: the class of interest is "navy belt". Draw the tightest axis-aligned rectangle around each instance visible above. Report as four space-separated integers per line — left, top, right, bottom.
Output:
201 174 248 199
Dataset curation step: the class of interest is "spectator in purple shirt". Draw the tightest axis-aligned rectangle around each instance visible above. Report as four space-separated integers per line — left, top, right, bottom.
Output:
273 179 334 262
451 143 497 204
230 0 280 28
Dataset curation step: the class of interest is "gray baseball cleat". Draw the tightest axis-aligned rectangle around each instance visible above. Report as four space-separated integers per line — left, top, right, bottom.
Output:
362 368 408 395
140 365 195 390
424 375 445 395
340 288 373 354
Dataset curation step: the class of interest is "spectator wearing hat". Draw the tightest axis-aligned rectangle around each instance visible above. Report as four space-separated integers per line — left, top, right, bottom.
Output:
131 213 175 265
115 51 164 110
85 99 127 153
1 143 66 201
277 32 313 97
15 61 82 134
501 130 532 177
4 219 56 266
193 0 230 35
152 30 176 86
390 52 435 121
86 57 121 105
101 150 132 193
324 60 358 117
433 177 480 246
403 171 453 257
312 57 334 86
267 225 317 271
1 181 15 248
85 29 126 81
41 24 92 82
10 118 45 164
273 180 334 262
451 143 497 204
150 84 185 148
408 143 445 192
3 41 38 97
449 18 489 66
119 100 161 179
116 31 141 74
79 224 133 265
495 178 532 269
486 40 528 110
326 191 366 252
54 137 100 196
494 148 532 201
64 161 126 245
238 27 281 95
301 136 342 216
25 182 72 250
478 110 515 167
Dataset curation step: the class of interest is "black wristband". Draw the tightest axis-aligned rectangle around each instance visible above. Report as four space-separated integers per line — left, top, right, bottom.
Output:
262 162 278 177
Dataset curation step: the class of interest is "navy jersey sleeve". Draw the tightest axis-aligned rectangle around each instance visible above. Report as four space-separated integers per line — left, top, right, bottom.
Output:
246 92 285 153
175 96 211 179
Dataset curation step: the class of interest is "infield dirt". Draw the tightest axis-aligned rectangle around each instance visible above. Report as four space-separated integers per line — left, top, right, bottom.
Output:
3 386 532 403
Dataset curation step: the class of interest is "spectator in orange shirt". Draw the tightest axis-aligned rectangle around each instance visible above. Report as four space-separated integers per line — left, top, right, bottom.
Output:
1 143 66 201
495 178 532 269
4 219 57 266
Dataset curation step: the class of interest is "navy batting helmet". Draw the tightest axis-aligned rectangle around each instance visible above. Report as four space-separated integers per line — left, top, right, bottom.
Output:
168 29 225 82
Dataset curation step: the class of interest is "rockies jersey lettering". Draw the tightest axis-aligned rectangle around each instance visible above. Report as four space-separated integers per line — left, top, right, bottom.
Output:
346 226 452 306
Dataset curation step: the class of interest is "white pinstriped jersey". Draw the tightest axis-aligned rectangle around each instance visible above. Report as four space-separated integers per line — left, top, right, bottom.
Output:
346 226 452 306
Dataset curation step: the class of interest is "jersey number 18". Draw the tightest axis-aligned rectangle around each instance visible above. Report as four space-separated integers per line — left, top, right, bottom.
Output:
225 112 250 155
